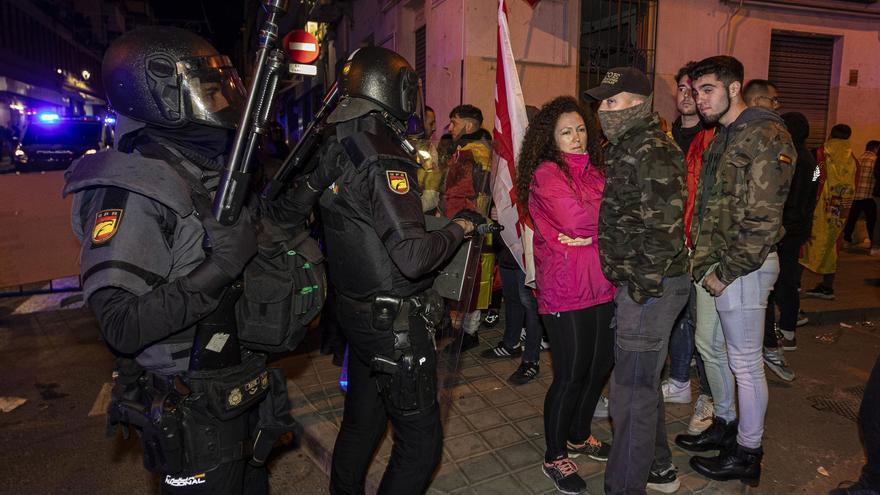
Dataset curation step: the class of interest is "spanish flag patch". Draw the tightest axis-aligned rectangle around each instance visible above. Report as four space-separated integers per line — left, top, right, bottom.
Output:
92 209 123 244
778 153 793 165
386 170 410 194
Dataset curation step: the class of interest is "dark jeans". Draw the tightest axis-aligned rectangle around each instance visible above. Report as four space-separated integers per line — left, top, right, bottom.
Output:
499 265 542 363
541 302 614 461
860 353 880 487
605 275 690 495
764 240 803 347
843 198 877 243
667 285 711 396
330 298 443 494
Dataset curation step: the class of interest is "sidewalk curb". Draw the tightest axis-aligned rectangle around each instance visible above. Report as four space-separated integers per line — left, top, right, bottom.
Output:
803 306 880 326
286 378 384 494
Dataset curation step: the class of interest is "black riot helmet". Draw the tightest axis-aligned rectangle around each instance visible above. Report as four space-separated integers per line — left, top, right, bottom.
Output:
102 26 246 129
327 47 424 125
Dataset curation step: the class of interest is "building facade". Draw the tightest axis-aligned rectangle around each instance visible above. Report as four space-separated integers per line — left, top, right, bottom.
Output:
332 0 879 153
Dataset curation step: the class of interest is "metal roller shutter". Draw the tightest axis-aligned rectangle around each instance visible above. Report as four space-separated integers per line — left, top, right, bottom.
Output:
769 32 835 150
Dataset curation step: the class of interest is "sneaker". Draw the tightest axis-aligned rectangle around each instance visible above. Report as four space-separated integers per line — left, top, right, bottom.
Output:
781 335 798 351
480 341 522 359
646 464 681 493
593 395 609 418
541 338 551 351
442 331 479 354
541 458 586 495
871 247 880 257
661 378 691 404
688 394 715 435
483 309 500 328
804 285 835 300
508 361 539 385
763 346 795 382
796 311 809 327
567 436 611 462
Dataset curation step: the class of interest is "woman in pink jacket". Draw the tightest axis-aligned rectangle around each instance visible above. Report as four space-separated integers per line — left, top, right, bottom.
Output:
517 96 616 495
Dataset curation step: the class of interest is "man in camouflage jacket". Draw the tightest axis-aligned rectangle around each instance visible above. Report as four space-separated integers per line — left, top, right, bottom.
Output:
675 56 794 487
587 67 690 495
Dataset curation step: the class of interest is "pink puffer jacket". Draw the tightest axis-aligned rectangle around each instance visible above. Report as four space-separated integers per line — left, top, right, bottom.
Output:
529 152 616 314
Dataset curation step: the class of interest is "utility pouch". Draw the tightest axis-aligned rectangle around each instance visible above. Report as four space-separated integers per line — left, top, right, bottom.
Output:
141 392 187 474
371 294 402 331
377 363 437 415
236 228 326 353
184 351 269 421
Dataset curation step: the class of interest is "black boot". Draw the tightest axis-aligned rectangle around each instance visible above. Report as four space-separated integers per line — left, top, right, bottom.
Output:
675 417 738 452
690 443 762 487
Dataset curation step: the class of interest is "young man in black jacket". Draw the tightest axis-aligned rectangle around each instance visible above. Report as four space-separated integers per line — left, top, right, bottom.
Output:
762 112 818 381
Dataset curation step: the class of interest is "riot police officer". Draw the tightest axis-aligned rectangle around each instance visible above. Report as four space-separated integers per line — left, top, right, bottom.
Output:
63 27 297 494
305 47 483 493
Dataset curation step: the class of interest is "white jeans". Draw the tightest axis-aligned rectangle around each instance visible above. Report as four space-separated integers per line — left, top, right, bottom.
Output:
694 253 779 449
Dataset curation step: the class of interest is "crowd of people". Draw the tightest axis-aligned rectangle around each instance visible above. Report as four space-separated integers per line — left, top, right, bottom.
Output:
375 55 880 495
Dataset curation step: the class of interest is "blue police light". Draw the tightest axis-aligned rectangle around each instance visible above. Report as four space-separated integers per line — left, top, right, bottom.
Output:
339 346 350 392
38 112 60 123
104 115 117 125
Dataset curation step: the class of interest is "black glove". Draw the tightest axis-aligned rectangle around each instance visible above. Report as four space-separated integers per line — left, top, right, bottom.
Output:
452 208 487 228
194 199 258 281
307 141 346 192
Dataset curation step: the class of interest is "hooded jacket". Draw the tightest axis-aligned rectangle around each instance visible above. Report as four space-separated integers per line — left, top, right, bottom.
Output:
530 152 616 313
691 106 796 283
443 128 492 217
779 112 818 244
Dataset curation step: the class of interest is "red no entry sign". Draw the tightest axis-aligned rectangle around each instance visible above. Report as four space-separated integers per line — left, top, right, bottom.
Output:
283 30 320 64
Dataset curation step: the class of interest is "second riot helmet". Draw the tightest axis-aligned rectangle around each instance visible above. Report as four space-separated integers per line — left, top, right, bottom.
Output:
102 26 246 129
328 47 423 125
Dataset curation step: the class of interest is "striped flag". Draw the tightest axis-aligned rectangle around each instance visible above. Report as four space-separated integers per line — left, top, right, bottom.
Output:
491 0 536 286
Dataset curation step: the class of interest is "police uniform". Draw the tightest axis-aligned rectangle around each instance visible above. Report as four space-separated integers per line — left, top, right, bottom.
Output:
313 47 473 494
63 26 299 495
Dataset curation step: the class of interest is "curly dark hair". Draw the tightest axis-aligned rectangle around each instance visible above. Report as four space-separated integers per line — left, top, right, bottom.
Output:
516 96 603 207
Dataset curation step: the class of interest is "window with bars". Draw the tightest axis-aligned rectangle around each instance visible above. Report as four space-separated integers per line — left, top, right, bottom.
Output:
579 0 658 98
415 24 426 98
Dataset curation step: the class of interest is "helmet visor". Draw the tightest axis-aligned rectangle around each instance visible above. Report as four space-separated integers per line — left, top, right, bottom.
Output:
177 55 246 129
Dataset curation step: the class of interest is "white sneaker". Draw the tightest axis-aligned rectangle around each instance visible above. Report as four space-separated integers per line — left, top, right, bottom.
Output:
593 395 609 418
687 394 715 434
661 378 691 404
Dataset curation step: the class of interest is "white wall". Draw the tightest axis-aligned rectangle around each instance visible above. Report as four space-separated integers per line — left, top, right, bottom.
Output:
654 0 880 152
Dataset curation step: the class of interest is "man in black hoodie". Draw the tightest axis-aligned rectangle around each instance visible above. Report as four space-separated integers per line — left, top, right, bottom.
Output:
763 112 818 379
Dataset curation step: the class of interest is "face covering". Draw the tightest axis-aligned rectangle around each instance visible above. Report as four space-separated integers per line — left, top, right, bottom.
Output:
598 95 653 143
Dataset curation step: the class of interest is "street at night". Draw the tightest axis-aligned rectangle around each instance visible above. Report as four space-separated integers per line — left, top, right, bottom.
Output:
3 0 880 494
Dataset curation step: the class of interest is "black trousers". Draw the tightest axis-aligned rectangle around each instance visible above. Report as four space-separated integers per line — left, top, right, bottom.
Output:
860 353 880 487
330 297 443 495
541 302 614 461
764 240 803 346
844 198 877 244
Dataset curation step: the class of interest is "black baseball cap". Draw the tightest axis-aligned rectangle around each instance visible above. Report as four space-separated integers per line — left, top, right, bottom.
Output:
584 67 653 100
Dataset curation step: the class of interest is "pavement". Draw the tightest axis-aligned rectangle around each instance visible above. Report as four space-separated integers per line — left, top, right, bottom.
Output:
0 249 879 494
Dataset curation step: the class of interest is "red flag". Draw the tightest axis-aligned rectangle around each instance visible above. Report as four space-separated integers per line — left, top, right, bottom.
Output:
491 0 536 286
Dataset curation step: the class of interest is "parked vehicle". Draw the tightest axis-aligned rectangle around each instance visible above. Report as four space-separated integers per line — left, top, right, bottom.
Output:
13 114 114 172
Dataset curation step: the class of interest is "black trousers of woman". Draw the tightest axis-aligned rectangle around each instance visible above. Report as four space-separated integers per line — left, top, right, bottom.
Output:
541 302 614 461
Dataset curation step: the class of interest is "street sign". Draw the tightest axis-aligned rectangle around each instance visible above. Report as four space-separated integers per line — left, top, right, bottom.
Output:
289 63 318 76
283 30 320 65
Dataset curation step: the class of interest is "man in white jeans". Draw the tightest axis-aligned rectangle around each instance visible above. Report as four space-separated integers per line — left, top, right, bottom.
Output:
674 56 795 487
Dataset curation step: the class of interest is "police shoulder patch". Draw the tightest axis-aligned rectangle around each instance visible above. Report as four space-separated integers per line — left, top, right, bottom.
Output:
386 170 410 194
778 153 793 165
92 209 123 244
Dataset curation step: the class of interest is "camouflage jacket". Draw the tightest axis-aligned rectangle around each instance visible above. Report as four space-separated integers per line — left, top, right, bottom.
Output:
599 113 688 304
691 106 795 284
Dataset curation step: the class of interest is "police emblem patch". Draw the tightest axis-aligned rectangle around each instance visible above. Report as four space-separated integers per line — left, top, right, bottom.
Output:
228 388 242 407
92 209 123 244
386 170 410 194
